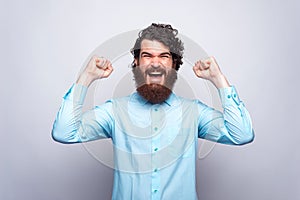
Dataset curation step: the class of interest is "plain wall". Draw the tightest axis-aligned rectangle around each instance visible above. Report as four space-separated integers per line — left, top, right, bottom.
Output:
1 0 300 199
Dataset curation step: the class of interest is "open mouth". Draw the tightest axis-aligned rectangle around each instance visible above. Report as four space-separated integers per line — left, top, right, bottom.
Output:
148 71 164 77
146 71 165 84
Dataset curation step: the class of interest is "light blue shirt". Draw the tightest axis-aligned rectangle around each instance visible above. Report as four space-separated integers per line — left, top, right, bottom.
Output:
52 84 254 200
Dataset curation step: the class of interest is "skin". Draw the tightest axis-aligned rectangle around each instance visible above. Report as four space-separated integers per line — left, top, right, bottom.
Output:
76 39 230 89
193 57 230 88
134 39 174 86
76 56 113 87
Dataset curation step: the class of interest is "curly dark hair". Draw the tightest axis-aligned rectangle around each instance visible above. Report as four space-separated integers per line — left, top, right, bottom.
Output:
131 23 184 71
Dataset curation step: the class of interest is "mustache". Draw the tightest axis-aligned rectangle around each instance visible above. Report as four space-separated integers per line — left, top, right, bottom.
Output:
144 66 167 75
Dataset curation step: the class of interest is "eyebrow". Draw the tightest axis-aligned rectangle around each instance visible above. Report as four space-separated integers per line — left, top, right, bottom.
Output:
160 52 172 56
140 51 172 56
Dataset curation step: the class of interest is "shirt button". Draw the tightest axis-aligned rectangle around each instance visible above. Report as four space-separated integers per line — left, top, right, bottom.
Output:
233 94 237 98
154 127 158 131
154 108 158 112
154 168 158 172
153 189 158 193
227 95 231 99
154 147 158 152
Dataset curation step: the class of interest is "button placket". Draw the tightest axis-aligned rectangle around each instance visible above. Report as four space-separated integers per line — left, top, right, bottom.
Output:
151 105 162 200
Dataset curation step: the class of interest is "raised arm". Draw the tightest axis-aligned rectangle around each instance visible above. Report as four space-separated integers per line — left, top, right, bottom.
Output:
193 56 254 145
51 56 114 143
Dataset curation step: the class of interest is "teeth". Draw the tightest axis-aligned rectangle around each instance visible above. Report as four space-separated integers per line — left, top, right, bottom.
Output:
149 72 162 76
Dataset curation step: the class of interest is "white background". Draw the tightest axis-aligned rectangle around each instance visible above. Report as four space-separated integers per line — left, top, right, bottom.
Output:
1 0 300 199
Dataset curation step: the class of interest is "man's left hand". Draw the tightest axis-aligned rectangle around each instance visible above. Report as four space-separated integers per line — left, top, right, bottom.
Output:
193 56 230 88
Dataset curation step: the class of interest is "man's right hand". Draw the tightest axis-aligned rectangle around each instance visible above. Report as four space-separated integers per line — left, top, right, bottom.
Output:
76 55 113 87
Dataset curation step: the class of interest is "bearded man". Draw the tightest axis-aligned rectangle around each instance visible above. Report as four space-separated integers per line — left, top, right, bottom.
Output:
52 23 254 200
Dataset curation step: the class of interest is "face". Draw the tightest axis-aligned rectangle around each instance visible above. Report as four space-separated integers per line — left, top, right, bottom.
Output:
135 39 174 86
132 39 178 104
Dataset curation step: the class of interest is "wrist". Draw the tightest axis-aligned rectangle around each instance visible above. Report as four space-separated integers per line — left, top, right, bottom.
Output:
210 74 230 89
76 73 94 87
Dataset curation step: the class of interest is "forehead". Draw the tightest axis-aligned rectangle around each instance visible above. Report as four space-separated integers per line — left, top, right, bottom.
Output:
140 39 170 53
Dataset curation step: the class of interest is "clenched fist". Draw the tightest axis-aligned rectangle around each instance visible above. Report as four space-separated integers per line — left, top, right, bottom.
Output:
193 56 230 88
77 55 113 87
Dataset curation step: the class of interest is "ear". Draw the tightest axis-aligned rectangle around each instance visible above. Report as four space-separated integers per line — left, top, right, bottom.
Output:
172 59 176 69
134 58 139 66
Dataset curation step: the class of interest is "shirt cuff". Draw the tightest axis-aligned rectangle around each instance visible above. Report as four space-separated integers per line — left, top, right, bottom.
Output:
63 83 88 104
218 86 241 107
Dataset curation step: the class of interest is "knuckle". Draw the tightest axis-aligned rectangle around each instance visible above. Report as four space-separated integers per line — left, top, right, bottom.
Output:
92 55 99 60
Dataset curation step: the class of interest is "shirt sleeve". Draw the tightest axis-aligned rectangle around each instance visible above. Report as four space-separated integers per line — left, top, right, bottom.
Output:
197 86 254 145
51 84 114 143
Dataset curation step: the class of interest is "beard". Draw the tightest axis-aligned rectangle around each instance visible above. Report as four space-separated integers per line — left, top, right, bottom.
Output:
132 65 177 104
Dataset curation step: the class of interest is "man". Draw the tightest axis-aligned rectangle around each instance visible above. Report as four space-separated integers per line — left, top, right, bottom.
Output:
52 23 254 200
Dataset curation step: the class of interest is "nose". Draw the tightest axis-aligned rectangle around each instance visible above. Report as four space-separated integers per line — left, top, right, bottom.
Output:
151 57 161 68
151 63 161 69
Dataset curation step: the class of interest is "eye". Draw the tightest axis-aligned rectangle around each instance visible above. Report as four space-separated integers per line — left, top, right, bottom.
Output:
160 55 171 59
142 54 151 58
